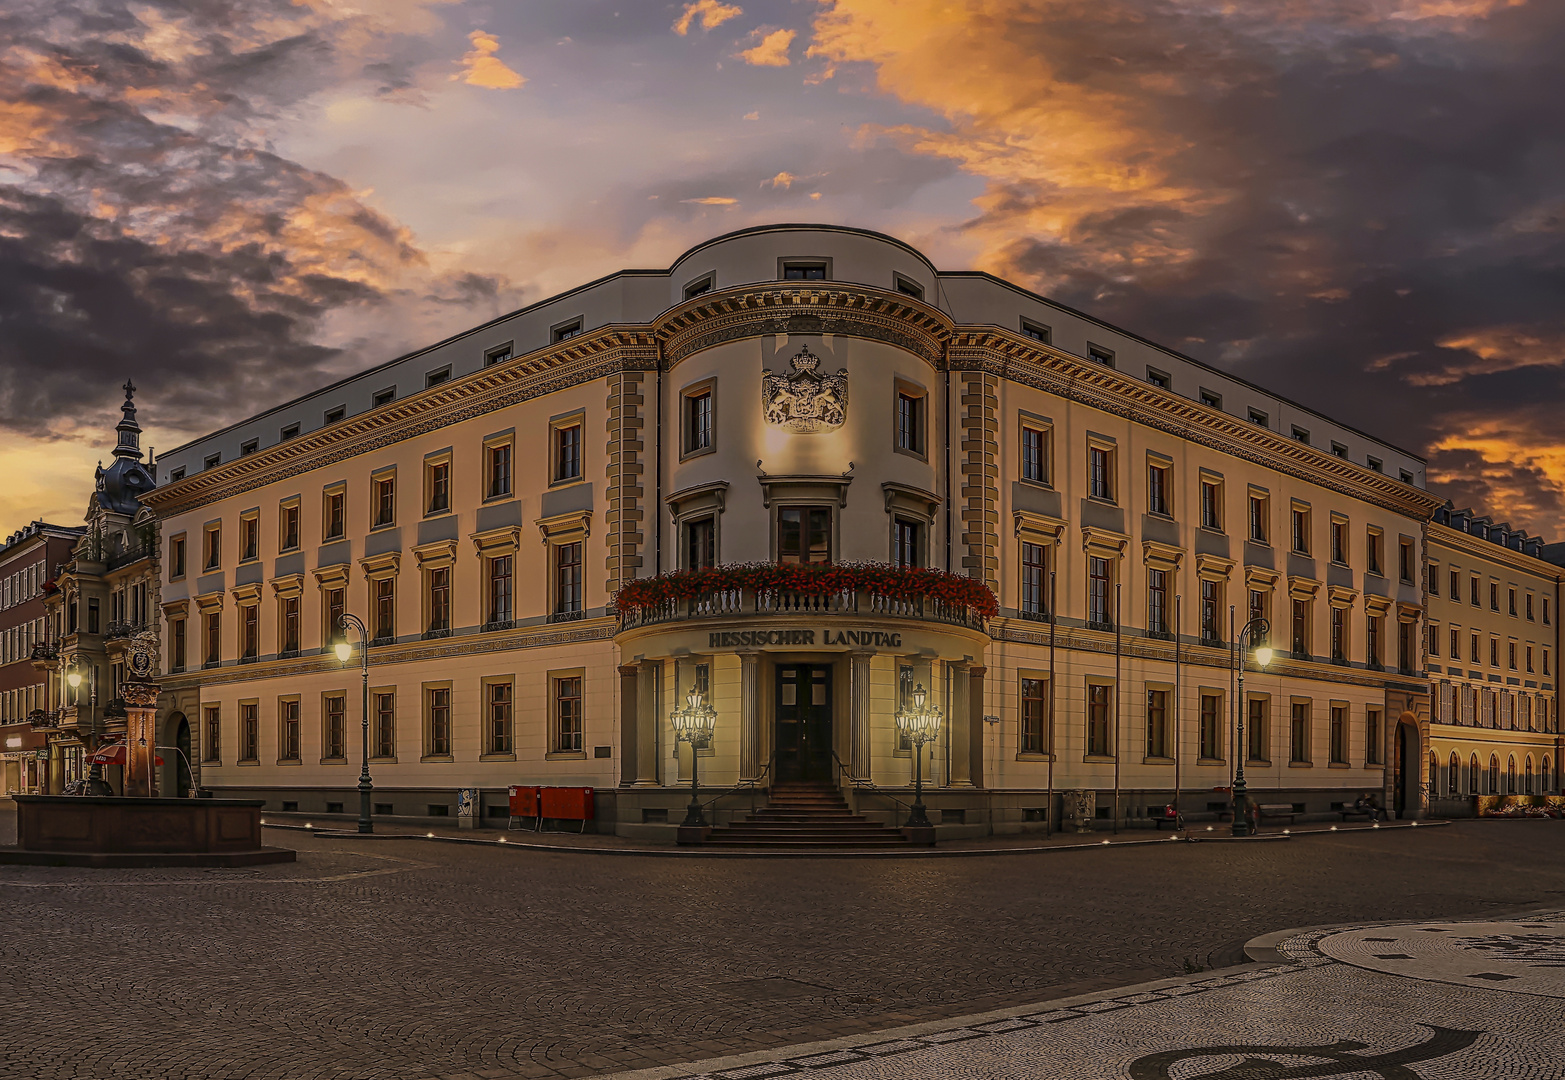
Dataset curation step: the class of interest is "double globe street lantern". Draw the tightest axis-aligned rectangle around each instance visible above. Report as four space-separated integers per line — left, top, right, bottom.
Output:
671 685 717 828
895 683 942 830
1232 619 1274 837
333 613 374 834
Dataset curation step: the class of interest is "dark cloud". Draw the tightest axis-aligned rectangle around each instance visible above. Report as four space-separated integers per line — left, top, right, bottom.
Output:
812 0 1565 535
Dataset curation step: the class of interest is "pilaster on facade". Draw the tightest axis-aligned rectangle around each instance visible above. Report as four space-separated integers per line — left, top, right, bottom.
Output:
604 370 646 595
959 372 1000 589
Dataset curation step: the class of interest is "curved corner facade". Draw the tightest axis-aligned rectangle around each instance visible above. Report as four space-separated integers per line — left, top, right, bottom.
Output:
109 224 1558 837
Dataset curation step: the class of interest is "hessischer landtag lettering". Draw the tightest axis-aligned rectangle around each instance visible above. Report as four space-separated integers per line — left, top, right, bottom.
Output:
706 629 903 649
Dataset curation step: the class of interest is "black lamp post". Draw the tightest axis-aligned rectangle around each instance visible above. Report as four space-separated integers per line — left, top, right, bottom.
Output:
335 614 373 834
1232 618 1273 837
672 686 717 827
66 657 110 795
896 682 942 829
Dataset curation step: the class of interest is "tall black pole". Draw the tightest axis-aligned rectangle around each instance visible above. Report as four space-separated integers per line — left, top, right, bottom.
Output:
1173 594 1182 829
340 613 373 834
1047 563 1056 834
1113 582 1121 835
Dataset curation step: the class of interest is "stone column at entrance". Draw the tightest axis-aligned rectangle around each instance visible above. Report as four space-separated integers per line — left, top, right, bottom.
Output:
618 665 639 786
968 666 986 790
849 651 872 782
738 651 762 781
121 681 161 798
948 662 973 786
634 660 661 785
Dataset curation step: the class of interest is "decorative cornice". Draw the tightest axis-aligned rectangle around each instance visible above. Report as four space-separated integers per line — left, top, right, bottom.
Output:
141 331 659 518
654 285 952 369
948 327 1448 521
1428 522 1565 582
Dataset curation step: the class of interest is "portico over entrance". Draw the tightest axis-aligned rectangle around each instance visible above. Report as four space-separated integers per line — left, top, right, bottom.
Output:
614 570 992 796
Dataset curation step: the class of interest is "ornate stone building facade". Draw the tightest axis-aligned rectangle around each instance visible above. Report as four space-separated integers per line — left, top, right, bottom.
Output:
140 224 1517 837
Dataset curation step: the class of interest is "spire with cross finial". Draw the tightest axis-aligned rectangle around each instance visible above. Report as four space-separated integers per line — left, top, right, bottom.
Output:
113 378 142 460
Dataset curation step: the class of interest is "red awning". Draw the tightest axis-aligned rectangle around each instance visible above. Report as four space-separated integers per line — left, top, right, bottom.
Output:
88 743 163 767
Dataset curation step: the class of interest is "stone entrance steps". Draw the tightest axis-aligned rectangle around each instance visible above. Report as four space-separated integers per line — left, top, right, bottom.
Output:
702 782 909 848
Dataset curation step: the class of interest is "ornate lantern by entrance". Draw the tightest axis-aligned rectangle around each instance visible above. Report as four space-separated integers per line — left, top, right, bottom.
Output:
895 683 942 831
671 686 717 829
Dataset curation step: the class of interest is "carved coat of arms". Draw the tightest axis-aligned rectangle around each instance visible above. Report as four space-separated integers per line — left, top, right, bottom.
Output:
762 347 848 433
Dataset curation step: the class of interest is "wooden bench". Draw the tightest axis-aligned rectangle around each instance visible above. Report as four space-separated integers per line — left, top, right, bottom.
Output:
1257 803 1297 824
1151 812 1182 830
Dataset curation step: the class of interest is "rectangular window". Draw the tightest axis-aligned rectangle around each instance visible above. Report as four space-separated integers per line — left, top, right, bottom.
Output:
425 366 450 388
1087 683 1112 756
1544 597 1551 625
1199 694 1221 760
1329 705 1346 764
1526 593 1535 620
1248 408 1268 427
1148 569 1169 635
555 423 582 482
203 524 221 570
1366 708 1381 765
427 567 451 634
426 461 450 515
684 516 716 570
1292 426 1310 444
1509 641 1518 670
1088 446 1113 501
1249 590 1268 643
240 515 259 562
1490 582 1499 611
1448 626 1458 659
1447 568 1458 599
372 387 395 407
1148 463 1170 515
1400 540 1415 583
373 692 395 759
1020 542 1047 619
552 319 583 341
896 391 924 455
1248 698 1268 762
1200 579 1221 644
1146 367 1170 389
1020 318 1051 343
1200 480 1222 531
280 596 300 654
374 577 395 642
685 389 713 454
487 442 513 499
683 275 713 299
1146 689 1168 758
426 687 452 757
1020 677 1049 754
1021 425 1049 484
281 504 300 551
325 490 346 539
1331 521 1348 564
169 617 187 673
777 506 832 564
88 597 100 634
202 705 221 763
1290 701 1310 763
204 611 221 666
280 699 300 761
1526 645 1534 673
1200 389 1223 409
1331 606 1347 662
373 476 395 528
1367 615 1382 668
1471 632 1480 663
555 676 583 752
783 263 827 280
169 535 186 579
326 588 345 645
488 556 513 626
240 604 258 660
1366 530 1384 575
240 703 258 762
487 680 513 755
1490 637 1499 667
1249 496 1268 543
1292 599 1310 657
1088 556 1112 627
892 518 922 568
555 542 583 615
1088 345 1115 367
1292 508 1310 555
1398 620 1415 673
324 695 346 759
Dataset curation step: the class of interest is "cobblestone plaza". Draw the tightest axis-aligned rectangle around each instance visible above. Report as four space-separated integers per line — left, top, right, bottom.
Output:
3 814 1565 1079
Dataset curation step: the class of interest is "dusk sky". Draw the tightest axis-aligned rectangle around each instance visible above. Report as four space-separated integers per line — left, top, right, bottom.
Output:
3 0 1562 538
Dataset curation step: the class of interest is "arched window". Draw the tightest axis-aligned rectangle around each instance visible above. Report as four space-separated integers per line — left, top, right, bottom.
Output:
1544 756 1554 795
1507 755 1517 795
1525 756 1534 795
1489 754 1500 795
1429 752 1439 796
1449 752 1461 798
1470 754 1481 796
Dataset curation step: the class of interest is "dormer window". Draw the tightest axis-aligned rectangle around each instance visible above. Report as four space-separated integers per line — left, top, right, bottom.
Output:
1199 389 1222 410
1292 427 1310 444
485 344 513 366
1248 409 1269 428
1146 368 1170 389
372 387 395 408
324 406 345 424
552 319 583 342
425 366 450 388
893 274 923 300
683 275 715 300
1331 442 1348 458
1367 456 1383 472
1087 345 1115 368
1020 319 1051 344
281 423 300 440
203 454 220 471
240 439 259 456
170 467 186 482
782 261 828 280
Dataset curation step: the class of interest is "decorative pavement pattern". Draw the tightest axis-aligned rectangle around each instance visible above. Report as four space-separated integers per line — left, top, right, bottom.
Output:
632 913 1565 1080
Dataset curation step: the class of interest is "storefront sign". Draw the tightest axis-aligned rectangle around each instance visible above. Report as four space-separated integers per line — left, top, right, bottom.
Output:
707 628 903 649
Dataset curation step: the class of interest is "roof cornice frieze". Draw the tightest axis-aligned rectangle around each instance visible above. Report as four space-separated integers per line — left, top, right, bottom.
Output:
654 284 953 368
1428 522 1565 581
950 329 1446 521
143 331 658 517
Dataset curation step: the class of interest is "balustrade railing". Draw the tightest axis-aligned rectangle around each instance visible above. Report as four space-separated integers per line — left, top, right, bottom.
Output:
619 587 985 632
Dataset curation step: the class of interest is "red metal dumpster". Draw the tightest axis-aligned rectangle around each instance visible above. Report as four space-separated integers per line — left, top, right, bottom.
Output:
508 785 542 817
541 786 594 831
